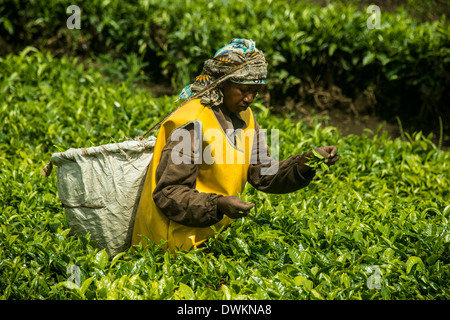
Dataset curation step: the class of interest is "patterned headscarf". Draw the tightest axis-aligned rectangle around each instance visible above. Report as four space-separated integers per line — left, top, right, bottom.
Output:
177 38 268 107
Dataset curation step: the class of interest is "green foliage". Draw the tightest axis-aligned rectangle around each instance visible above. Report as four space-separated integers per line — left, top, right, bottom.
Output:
1 0 449 130
1 49 450 300
305 149 329 172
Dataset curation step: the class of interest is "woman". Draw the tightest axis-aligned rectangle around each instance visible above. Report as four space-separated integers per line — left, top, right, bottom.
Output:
132 39 339 251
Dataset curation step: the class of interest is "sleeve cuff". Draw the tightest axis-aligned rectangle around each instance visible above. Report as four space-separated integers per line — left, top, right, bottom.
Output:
213 194 224 221
295 153 316 181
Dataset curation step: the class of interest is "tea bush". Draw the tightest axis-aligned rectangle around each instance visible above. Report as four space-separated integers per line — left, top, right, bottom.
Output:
1 49 449 300
1 0 449 132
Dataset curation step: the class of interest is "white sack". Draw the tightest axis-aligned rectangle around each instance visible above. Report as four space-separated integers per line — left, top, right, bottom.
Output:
50 137 156 256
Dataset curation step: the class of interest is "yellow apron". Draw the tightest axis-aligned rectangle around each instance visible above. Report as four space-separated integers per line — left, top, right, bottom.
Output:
132 99 256 251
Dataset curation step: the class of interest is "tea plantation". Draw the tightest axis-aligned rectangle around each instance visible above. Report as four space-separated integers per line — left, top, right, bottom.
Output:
1 0 450 301
1 47 449 300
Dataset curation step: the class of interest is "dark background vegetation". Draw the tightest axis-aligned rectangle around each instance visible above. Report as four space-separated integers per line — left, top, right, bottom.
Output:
1 0 449 146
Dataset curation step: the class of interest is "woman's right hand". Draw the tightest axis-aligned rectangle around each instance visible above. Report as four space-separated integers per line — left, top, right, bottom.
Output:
217 196 254 219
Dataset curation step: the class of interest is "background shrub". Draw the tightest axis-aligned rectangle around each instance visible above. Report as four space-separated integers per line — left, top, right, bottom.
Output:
1 0 449 136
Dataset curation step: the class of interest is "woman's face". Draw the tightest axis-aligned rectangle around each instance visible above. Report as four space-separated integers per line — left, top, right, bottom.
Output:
220 82 262 114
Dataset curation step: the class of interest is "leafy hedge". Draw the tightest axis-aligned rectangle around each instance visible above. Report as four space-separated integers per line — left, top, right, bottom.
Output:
1 0 449 133
1 48 450 300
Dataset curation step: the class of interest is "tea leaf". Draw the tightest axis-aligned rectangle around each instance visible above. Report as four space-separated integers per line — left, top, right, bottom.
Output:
93 250 109 270
406 256 424 274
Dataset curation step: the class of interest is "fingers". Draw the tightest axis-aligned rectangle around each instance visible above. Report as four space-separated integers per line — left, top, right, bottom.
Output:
324 155 339 166
315 146 339 166
315 146 338 158
322 145 338 157
218 196 254 219
233 200 254 217
237 201 255 211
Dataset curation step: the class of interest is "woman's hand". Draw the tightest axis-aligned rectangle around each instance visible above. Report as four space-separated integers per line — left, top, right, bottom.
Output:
313 146 340 166
217 196 254 219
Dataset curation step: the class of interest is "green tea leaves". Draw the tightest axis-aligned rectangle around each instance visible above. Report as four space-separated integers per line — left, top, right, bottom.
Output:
1 47 450 300
406 256 424 274
93 250 109 270
306 148 330 172
175 283 196 300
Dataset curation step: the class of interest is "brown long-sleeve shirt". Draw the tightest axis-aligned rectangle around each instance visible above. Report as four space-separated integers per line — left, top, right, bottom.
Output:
152 105 315 228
